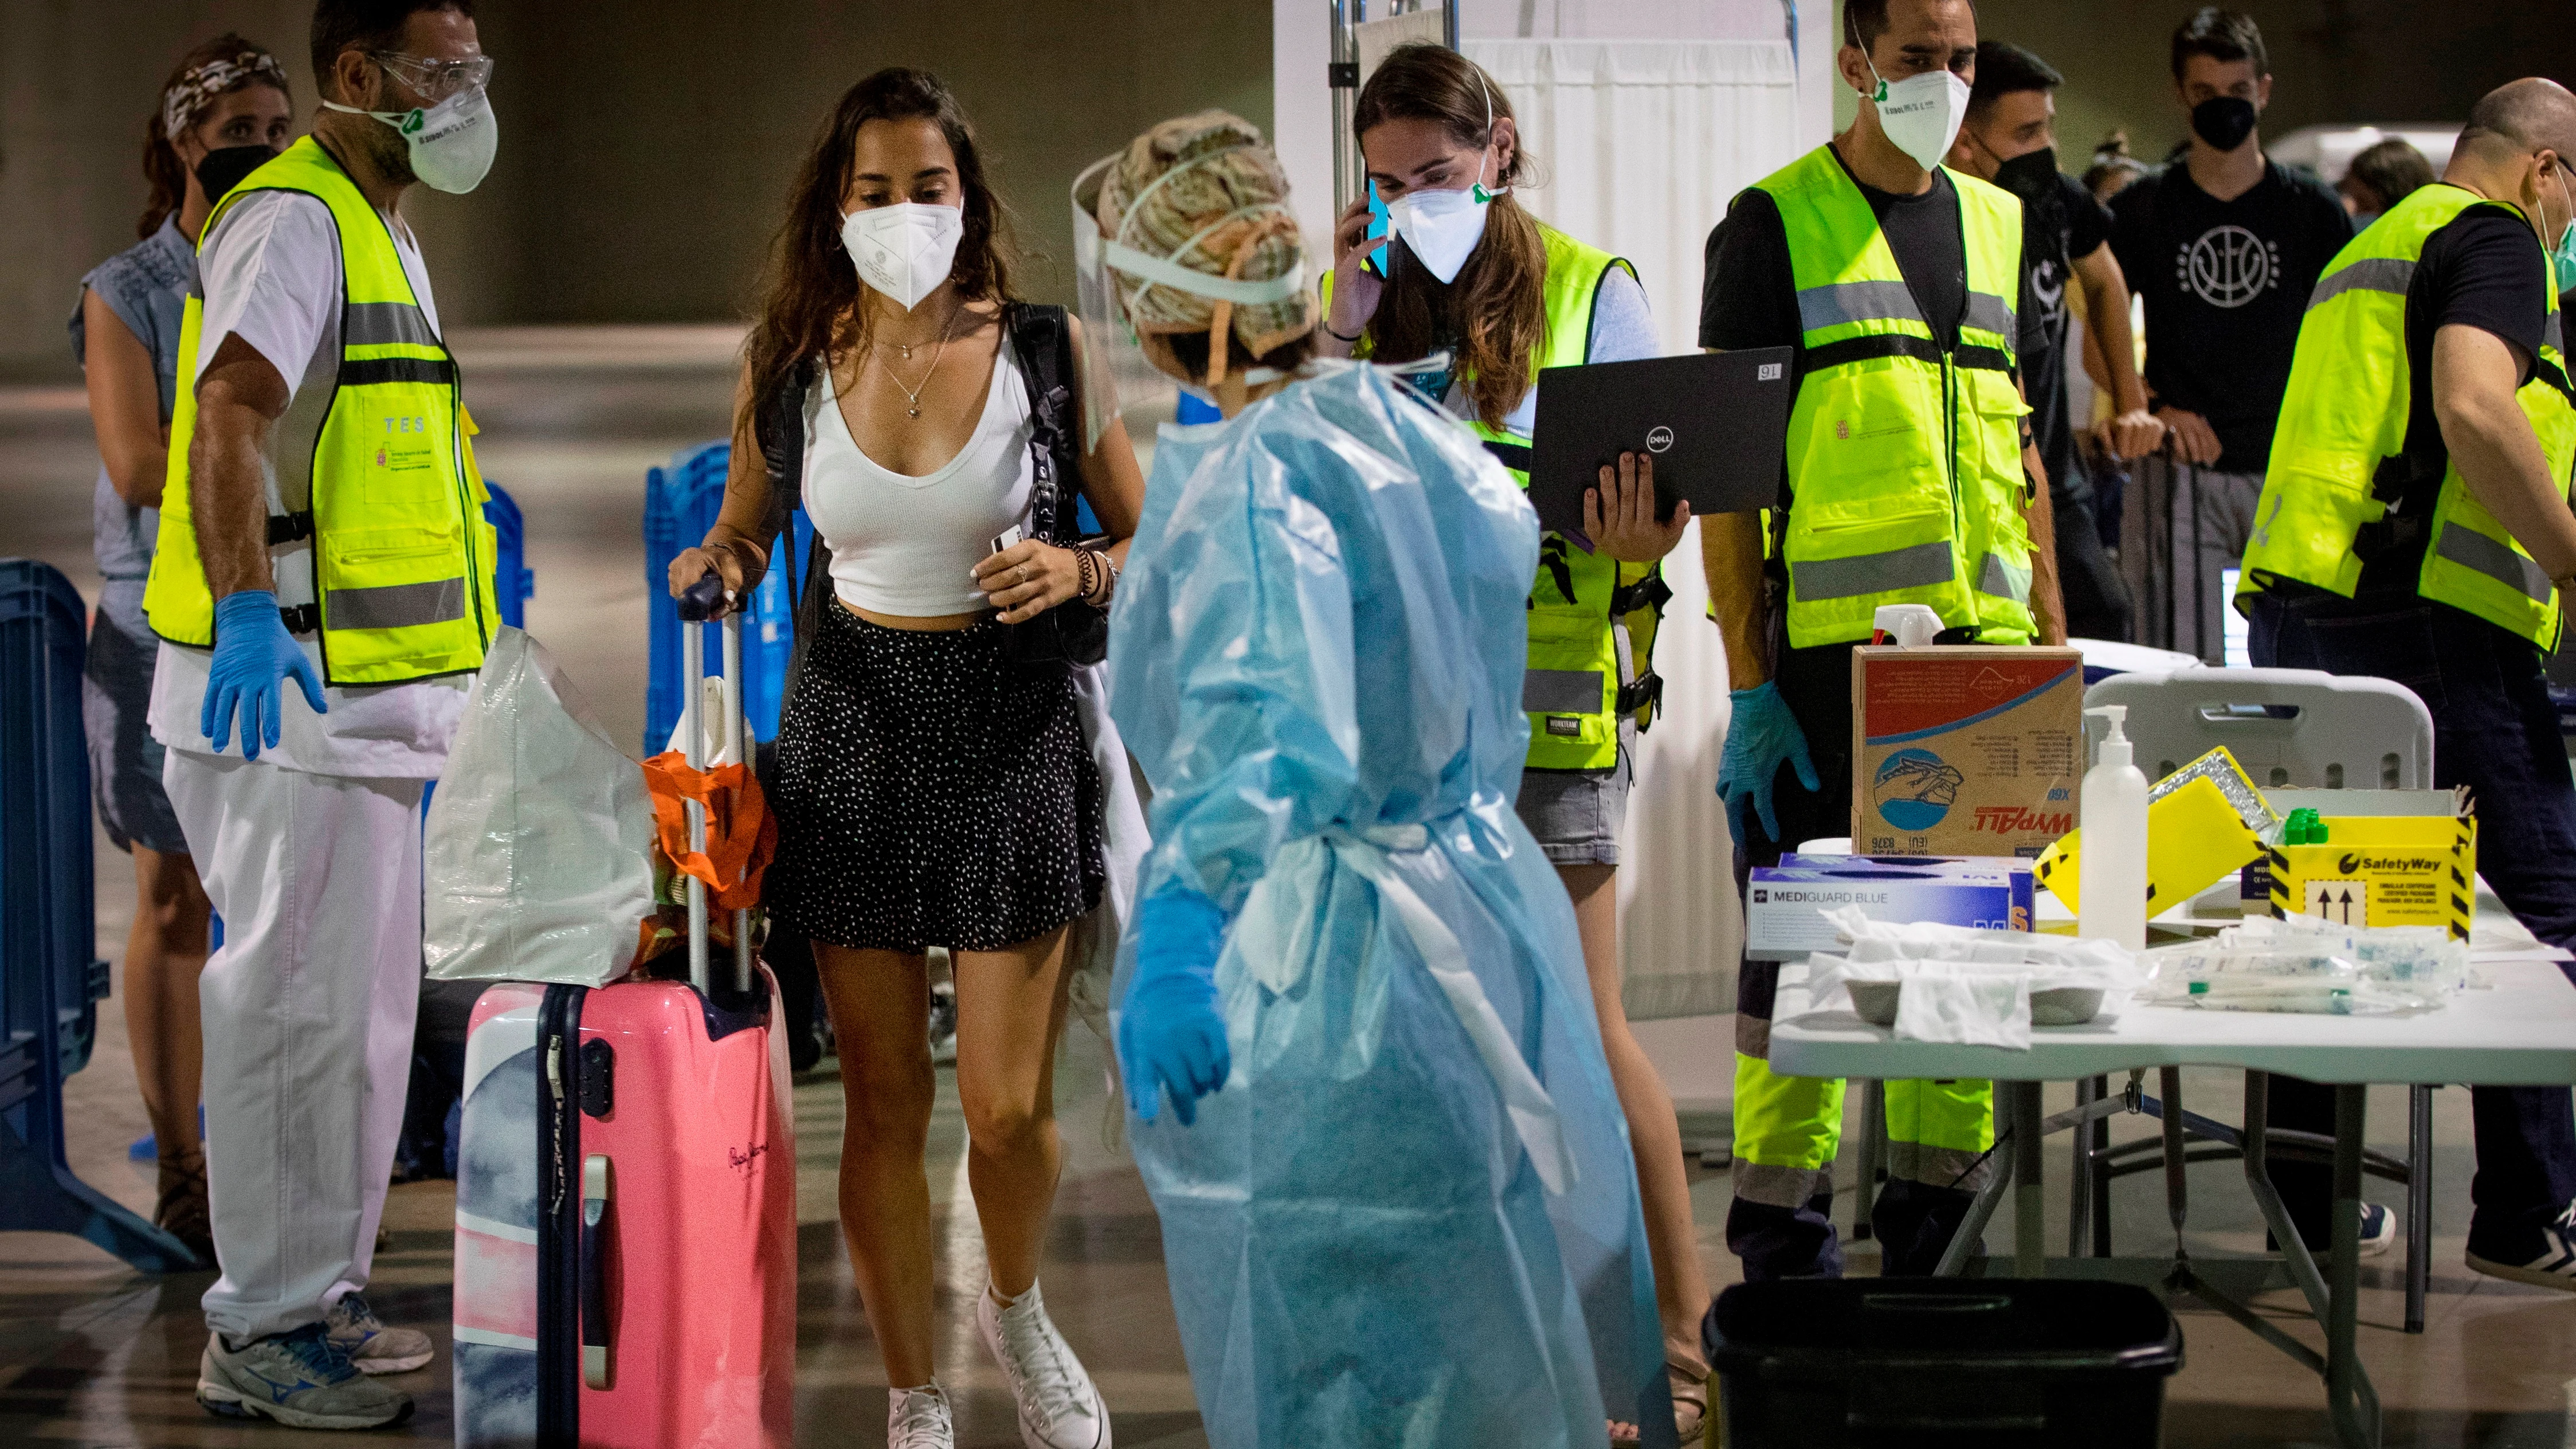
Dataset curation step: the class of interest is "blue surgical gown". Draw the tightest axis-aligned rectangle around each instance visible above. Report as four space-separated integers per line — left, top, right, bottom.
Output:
1108 360 1671 1448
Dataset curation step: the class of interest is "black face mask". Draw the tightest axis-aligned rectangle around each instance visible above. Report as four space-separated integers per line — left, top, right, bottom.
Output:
1992 146 2060 204
194 144 279 205
2190 96 2259 152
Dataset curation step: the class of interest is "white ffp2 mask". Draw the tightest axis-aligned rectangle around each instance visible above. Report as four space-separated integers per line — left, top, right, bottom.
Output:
1866 61 1971 175
841 202 964 312
321 85 499 195
1388 181 1502 285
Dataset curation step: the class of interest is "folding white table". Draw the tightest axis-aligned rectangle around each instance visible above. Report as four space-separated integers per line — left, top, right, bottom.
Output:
1766 954 2576 1449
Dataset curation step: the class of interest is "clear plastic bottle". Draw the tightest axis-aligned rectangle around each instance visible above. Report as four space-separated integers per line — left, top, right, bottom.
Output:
2078 704 2150 950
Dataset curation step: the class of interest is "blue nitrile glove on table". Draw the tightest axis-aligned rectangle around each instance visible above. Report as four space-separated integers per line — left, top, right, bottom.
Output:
1716 680 1820 848
201 590 327 761
1118 888 1232 1126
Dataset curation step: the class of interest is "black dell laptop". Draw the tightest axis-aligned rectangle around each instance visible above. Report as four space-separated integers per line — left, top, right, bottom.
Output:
1523 346 1796 537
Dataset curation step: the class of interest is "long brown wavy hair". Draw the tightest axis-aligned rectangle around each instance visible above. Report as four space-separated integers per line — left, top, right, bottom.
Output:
738 68 1018 446
1355 45 1547 429
139 33 289 238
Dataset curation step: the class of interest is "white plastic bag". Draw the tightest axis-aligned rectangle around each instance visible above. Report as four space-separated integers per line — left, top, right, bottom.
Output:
425 628 657 985
1064 660 1149 1043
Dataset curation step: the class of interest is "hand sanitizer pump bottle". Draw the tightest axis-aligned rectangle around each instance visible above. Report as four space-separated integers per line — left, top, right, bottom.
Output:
2079 704 2150 950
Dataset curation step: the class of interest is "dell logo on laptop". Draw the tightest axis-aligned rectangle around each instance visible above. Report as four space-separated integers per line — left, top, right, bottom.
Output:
1646 426 1675 453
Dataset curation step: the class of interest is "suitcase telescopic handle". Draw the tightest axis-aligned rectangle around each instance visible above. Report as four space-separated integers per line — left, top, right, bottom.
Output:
581 1154 612 1389
677 570 726 622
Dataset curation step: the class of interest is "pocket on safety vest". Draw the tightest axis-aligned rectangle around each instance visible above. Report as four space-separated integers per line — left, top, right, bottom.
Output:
1784 363 1948 528
331 524 462 567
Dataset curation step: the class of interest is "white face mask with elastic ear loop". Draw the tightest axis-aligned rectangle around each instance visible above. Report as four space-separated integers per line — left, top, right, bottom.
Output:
839 202 964 313
1862 54 1972 174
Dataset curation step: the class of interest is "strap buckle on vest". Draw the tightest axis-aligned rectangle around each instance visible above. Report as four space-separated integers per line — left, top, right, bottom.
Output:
1609 573 1673 618
266 512 314 546
278 602 320 635
1616 671 1664 715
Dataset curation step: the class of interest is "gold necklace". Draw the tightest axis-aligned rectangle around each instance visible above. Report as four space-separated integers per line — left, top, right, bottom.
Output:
873 305 961 419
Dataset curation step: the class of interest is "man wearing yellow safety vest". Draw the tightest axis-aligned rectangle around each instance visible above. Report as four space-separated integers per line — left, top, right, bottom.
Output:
1699 0 2067 1280
141 1 499 1429
2237 78 2576 1293
1320 44 1715 1443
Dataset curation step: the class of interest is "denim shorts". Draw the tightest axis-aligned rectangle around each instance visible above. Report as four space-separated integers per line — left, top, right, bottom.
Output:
1514 758 1630 867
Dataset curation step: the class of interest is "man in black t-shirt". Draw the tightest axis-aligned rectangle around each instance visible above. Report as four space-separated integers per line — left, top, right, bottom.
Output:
1947 40 2163 641
2241 79 2576 1291
1697 0 2066 1286
2107 8 2351 658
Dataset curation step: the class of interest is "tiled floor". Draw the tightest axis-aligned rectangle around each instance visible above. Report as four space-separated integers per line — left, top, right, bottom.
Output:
5 333 2574 1446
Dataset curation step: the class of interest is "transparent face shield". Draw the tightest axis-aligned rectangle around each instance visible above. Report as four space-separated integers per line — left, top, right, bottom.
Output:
1070 148 1309 449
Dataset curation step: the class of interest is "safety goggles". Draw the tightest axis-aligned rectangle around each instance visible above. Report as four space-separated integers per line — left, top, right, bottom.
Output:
370 50 494 105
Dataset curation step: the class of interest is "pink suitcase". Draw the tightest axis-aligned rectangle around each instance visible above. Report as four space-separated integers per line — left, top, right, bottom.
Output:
454 597 795 1447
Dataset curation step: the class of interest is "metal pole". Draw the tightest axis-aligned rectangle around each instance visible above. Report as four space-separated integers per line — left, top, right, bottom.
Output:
1443 0 1460 50
681 622 709 996
2012 1080 2045 1275
2405 1085 2433 1334
722 614 752 994
1330 0 1360 215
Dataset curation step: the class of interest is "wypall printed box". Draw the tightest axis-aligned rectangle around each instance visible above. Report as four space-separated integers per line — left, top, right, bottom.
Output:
1850 646 2085 858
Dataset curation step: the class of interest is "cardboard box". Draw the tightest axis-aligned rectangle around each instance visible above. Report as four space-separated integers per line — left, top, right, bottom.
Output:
2261 790 2477 939
1744 859 2033 961
1852 647 2084 858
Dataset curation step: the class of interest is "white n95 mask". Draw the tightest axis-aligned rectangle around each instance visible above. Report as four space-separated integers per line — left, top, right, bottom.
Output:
841 203 964 313
1387 182 1501 285
1866 62 1971 174
322 85 498 195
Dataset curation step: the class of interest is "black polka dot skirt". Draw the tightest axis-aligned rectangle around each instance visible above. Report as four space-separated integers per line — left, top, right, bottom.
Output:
766 601 1105 954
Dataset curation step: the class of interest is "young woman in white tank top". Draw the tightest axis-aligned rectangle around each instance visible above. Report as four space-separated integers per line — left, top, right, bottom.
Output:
666 69 1144 1449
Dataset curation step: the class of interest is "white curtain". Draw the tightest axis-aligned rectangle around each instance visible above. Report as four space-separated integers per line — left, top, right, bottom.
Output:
1464 38 1807 1019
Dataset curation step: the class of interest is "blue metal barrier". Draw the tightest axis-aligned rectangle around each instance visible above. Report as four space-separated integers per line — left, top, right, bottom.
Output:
644 442 811 753
0 559 200 1271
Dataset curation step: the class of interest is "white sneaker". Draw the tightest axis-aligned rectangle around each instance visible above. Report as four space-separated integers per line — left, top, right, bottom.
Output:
324 1291 436 1374
889 1383 955 1449
977 1282 1109 1449
196 1325 413 1430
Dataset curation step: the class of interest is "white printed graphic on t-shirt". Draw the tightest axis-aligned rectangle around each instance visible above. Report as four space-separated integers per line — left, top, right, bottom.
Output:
2177 224 2281 308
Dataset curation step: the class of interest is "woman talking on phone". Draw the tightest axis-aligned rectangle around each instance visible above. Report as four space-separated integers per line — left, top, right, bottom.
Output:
668 68 1144 1449
1317 44 1707 1445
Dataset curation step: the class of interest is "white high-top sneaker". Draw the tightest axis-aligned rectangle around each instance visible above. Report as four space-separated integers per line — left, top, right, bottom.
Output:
976 1282 1109 1449
888 1383 955 1449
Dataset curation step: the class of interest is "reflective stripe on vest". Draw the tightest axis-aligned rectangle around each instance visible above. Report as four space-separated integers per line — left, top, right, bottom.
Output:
1754 145 2035 649
2240 182 2576 651
1327 224 1669 772
143 136 496 684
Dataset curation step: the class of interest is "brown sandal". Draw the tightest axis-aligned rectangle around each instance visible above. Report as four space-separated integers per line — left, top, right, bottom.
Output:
1607 1353 1712 1447
154 1151 215 1266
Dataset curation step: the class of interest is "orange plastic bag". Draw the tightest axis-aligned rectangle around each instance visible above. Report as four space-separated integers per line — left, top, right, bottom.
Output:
640 752 777 913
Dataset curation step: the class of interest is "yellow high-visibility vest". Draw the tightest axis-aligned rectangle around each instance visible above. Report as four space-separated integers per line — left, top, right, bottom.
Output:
146 135 496 684
2237 182 2576 649
1752 144 2036 648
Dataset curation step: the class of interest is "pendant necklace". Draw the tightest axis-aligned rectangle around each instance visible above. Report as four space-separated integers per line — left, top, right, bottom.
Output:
877 306 959 418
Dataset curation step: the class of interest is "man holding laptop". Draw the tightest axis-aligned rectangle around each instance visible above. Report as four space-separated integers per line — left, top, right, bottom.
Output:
1693 0 2067 1282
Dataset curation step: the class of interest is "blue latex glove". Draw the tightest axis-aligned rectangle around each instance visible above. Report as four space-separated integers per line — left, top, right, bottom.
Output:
1118 888 1232 1126
201 590 327 761
1716 680 1820 848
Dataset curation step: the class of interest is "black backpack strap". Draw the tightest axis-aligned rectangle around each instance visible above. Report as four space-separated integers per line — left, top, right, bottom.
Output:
1005 303 1087 543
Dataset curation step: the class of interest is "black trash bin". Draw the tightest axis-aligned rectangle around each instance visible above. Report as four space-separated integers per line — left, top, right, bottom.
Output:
1704 1278 2182 1448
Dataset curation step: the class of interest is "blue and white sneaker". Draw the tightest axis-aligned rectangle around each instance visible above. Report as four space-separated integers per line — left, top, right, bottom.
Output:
2357 1202 2399 1259
197 1322 413 1429
2468 1201 2576 1291
325 1291 436 1374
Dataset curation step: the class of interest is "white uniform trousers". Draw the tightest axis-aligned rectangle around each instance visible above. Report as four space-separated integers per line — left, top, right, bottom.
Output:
163 749 424 1341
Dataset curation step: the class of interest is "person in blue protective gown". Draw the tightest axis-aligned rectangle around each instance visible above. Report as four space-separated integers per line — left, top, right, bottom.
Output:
1079 110 1673 1449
